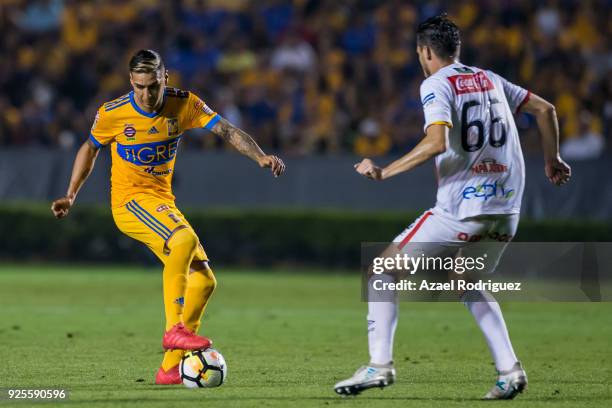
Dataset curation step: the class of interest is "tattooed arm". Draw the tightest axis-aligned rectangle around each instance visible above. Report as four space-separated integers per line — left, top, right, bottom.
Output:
211 117 286 177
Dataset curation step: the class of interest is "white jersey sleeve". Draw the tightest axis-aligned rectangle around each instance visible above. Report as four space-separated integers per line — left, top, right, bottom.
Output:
486 70 530 114
419 77 454 133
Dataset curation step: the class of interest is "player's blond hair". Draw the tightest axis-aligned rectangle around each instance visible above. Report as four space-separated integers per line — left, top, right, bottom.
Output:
129 49 165 74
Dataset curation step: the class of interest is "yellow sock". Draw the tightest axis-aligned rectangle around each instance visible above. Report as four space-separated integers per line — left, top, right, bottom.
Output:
183 265 217 333
160 264 216 371
162 228 198 330
161 350 184 371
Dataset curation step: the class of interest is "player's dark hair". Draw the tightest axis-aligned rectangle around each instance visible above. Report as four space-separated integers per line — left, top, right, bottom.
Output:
129 49 165 74
416 14 461 60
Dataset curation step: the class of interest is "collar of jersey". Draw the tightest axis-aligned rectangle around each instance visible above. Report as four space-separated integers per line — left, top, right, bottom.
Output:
129 91 166 118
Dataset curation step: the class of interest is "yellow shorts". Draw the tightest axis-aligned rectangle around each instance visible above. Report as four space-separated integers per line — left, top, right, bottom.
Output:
112 195 208 263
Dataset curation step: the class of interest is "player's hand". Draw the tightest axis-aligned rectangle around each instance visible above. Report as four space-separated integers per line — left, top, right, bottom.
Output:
355 158 383 180
258 155 286 177
545 156 571 186
51 196 74 219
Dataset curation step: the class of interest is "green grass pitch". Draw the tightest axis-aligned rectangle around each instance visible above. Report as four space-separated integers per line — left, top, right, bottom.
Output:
0 265 610 407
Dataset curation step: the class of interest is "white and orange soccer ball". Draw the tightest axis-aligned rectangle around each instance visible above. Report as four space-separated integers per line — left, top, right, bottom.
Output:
179 348 227 388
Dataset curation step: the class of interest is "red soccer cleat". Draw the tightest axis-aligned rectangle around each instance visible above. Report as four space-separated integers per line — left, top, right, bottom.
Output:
155 365 181 385
162 323 212 351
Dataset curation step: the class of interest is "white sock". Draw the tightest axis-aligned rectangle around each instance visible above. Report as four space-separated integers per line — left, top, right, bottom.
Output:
367 274 398 365
462 290 518 372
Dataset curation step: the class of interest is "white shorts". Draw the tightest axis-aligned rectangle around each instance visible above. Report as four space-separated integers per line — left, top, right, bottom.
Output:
392 207 519 274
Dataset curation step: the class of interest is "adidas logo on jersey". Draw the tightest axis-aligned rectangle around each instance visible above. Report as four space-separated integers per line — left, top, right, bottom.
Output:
148 126 160 134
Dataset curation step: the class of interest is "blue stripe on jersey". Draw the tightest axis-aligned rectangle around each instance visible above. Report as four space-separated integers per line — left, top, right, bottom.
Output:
422 93 435 105
89 133 104 148
104 94 130 108
126 202 170 240
105 100 130 111
204 114 221 130
129 200 172 236
116 136 181 166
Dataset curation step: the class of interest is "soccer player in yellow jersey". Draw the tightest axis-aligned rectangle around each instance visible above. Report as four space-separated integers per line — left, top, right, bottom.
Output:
51 49 285 385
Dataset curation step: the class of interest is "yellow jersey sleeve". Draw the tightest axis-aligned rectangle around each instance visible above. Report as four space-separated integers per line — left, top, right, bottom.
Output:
184 92 220 131
89 105 116 148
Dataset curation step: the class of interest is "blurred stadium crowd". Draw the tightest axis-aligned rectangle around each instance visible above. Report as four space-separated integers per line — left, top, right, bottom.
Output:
0 0 610 159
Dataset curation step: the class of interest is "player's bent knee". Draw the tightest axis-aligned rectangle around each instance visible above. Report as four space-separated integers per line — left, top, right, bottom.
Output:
189 262 217 293
205 271 217 293
202 265 217 292
167 227 199 254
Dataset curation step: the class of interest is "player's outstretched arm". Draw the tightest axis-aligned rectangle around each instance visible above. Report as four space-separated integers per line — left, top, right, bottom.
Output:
355 124 447 180
520 94 571 186
211 117 285 177
51 140 100 219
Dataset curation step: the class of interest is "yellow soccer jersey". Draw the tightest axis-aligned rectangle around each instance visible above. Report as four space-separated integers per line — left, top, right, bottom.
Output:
89 88 219 208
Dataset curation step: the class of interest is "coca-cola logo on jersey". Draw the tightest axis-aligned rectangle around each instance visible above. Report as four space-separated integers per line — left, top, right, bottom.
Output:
448 72 494 94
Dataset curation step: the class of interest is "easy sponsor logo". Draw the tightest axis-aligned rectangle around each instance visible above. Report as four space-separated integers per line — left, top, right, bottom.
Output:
148 126 159 135
462 181 514 201
448 71 494 95
471 158 508 175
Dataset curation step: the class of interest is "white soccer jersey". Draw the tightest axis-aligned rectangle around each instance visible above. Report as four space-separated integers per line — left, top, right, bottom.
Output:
419 63 530 220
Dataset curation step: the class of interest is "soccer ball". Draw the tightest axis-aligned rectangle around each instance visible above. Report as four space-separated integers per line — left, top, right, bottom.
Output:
179 348 227 388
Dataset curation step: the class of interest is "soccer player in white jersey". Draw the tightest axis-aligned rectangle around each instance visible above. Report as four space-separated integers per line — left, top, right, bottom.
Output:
334 15 571 399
